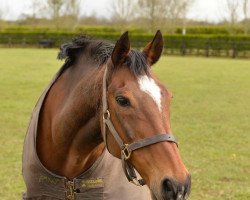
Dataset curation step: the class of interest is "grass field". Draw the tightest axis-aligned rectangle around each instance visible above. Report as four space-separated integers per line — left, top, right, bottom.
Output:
0 48 249 200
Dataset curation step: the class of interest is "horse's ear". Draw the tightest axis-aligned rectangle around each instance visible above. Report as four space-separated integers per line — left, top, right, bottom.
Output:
111 31 130 67
143 30 163 66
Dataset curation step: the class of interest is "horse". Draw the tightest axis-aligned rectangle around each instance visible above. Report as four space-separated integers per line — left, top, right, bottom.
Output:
22 31 191 200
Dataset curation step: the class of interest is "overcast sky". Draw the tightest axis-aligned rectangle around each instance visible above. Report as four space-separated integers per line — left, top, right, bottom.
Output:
0 0 245 23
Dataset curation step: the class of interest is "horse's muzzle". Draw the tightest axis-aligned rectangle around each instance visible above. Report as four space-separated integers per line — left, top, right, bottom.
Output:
161 175 191 200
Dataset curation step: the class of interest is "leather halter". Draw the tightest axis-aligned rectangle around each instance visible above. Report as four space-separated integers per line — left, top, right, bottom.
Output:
102 67 178 186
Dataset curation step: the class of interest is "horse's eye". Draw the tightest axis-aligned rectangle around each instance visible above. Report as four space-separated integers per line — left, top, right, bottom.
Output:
116 96 130 107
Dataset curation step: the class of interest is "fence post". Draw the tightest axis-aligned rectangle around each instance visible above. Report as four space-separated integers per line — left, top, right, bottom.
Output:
232 42 238 58
170 43 174 54
205 41 210 57
181 40 186 56
8 37 12 48
22 38 26 47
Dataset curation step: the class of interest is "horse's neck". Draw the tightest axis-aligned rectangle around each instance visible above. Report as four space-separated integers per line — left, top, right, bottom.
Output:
37 60 105 179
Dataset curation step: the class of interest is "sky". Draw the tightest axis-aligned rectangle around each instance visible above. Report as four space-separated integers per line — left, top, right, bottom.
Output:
0 0 246 23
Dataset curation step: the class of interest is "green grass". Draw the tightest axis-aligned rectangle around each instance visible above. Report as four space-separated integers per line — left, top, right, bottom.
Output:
0 48 62 199
0 48 249 199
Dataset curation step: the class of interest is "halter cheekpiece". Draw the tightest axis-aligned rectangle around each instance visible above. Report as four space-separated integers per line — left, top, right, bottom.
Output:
102 67 178 186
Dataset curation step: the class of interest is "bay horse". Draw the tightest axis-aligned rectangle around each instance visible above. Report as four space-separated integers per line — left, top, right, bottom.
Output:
22 31 191 200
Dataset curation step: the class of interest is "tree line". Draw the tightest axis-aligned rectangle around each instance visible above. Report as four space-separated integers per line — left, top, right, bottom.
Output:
0 0 250 34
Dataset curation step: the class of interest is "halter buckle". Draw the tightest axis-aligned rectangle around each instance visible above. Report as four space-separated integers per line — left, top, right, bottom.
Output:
122 144 131 160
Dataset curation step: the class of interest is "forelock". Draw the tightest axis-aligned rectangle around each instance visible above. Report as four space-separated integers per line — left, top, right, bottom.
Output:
124 50 149 76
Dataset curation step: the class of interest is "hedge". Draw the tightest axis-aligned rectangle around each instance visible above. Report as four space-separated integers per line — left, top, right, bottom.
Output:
163 35 250 51
0 28 250 52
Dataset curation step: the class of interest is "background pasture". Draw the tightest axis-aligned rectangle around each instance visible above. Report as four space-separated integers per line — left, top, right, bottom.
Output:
0 48 249 199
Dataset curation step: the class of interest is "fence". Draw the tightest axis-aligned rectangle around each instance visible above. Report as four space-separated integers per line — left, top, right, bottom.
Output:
1 36 250 59
164 40 250 58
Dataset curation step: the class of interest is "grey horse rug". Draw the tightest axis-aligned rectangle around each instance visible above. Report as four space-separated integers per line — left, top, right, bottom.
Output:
22 67 151 200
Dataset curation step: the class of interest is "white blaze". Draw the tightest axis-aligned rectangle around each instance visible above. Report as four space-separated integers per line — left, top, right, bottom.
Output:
138 75 162 112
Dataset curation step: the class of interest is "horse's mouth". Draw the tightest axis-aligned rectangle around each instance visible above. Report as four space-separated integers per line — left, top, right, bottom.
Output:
151 193 189 200
150 186 190 200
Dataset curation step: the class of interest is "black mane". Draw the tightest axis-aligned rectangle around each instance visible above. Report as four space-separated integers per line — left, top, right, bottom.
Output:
58 35 149 76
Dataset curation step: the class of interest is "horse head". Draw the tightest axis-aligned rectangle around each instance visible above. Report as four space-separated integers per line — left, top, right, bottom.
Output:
101 31 191 200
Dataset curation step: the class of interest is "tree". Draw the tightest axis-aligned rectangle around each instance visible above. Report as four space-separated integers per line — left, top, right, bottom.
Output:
243 0 250 34
30 0 43 19
47 0 65 28
226 0 239 26
47 0 65 20
0 8 3 20
62 0 81 29
111 0 136 22
0 3 8 21
65 0 80 19
166 0 194 34
136 0 193 33
137 0 168 31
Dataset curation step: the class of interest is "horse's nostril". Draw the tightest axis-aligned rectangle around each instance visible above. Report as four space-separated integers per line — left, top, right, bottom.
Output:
162 178 177 199
161 176 191 200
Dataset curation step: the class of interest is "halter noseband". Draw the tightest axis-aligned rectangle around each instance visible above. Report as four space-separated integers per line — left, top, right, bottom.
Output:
102 67 178 186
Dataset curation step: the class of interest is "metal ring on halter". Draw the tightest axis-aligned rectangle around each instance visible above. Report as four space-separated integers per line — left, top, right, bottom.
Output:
103 110 110 120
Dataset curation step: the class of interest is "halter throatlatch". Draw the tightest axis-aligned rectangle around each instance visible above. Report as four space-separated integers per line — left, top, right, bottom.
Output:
102 67 178 186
